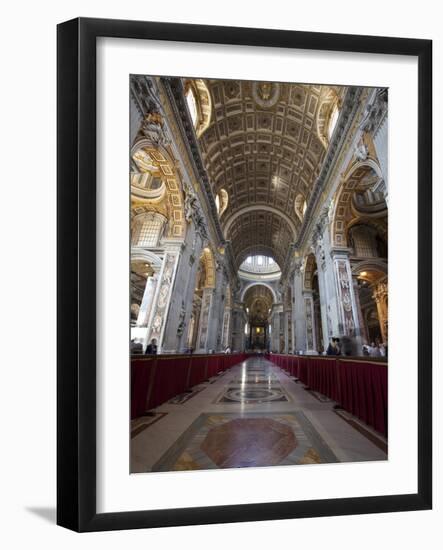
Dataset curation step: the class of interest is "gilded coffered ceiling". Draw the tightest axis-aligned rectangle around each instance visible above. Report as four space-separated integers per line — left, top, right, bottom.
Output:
193 78 344 268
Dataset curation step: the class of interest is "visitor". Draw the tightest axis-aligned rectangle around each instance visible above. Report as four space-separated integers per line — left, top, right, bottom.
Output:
369 342 381 357
130 339 143 354
145 338 158 355
326 337 341 356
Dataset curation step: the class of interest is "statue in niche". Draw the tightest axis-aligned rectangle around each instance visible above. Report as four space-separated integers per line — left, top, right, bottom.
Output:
183 182 208 240
141 112 169 147
184 186 199 223
355 140 369 161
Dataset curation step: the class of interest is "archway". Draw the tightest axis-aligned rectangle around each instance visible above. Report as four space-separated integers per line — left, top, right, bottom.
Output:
303 253 323 353
130 250 164 349
352 262 388 345
243 284 275 351
186 247 216 352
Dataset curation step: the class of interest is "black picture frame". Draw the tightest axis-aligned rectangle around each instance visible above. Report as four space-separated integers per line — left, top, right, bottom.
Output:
57 17 432 532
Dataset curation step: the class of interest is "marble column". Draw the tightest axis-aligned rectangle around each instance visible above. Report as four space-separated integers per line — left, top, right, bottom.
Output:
145 249 180 352
206 267 226 352
331 250 363 349
161 226 203 353
292 263 307 353
286 310 293 353
136 273 159 328
221 308 231 350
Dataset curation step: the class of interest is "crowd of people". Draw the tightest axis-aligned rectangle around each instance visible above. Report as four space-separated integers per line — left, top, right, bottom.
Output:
326 336 387 358
131 337 387 358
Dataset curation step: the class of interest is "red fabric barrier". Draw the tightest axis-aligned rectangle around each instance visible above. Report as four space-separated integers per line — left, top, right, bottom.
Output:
188 356 208 387
131 353 249 419
131 358 155 419
149 357 190 409
268 354 388 436
207 355 221 378
338 360 388 436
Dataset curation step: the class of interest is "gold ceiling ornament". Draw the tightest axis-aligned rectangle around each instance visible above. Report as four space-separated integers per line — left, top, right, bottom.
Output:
252 81 280 108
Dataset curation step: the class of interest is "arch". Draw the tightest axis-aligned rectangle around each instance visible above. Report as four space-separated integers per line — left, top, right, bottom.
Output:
241 282 277 303
223 204 298 238
342 158 383 183
352 259 387 285
199 247 216 288
331 160 385 247
130 249 163 270
237 246 281 267
243 284 275 326
303 253 317 291
226 209 295 269
131 139 185 239
352 259 388 276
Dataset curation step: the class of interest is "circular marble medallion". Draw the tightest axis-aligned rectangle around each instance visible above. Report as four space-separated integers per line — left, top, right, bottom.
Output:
224 387 284 402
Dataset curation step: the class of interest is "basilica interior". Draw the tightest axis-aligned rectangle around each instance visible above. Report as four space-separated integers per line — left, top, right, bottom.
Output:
130 75 388 472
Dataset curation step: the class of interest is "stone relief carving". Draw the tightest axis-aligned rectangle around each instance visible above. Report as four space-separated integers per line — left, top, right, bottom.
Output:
360 88 388 133
336 260 356 337
149 253 177 342
183 180 209 240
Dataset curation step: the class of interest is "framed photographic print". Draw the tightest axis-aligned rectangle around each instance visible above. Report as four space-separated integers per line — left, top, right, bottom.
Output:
57 17 432 531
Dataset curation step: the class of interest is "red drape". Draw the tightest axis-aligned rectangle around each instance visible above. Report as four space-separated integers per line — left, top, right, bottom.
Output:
267 354 387 436
131 353 250 419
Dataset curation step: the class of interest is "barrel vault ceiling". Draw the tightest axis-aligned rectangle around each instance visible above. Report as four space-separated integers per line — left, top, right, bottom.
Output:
194 78 343 268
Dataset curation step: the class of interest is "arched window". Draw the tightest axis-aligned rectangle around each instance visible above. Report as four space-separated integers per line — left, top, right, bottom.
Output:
327 103 340 140
131 212 166 247
215 189 228 216
294 193 307 222
186 87 198 127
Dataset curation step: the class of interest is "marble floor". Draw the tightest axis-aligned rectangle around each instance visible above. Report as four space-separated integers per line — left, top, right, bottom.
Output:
131 357 387 473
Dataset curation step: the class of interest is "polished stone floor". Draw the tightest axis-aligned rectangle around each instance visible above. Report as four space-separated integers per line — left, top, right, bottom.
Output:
131 357 387 473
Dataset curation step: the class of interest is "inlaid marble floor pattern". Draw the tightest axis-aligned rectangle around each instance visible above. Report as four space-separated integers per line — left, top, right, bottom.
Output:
131 357 387 473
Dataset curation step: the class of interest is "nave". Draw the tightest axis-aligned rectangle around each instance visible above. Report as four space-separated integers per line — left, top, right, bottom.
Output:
131 356 386 473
